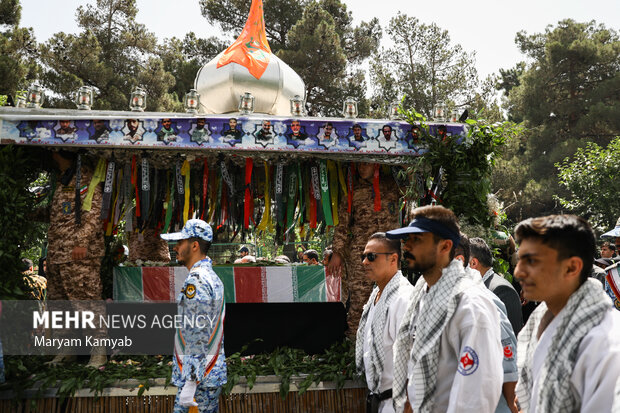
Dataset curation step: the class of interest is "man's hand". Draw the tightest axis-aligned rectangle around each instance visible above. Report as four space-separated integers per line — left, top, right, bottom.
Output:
72 246 87 261
179 380 198 407
404 400 413 413
327 252 343 277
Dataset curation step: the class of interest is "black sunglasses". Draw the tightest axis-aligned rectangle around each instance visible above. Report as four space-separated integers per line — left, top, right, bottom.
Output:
361 252 394 262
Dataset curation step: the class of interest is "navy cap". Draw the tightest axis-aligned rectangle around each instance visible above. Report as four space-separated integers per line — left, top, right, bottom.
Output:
386 216 460 246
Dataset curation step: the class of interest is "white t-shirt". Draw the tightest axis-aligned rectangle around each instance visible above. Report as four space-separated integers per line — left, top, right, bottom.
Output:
529 307 620 413
363 279 413 413
407 284 503 413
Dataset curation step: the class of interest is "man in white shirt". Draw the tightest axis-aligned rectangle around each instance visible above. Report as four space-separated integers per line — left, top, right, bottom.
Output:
388 205 503 413
514 214 620 413
355 232 413 413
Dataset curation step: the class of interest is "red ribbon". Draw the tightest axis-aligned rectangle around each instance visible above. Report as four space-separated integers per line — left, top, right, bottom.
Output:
309 177 317 229
201 159 209 220
131 155 140 217
244 158 253 229
347 164 354 213
373 164 381 212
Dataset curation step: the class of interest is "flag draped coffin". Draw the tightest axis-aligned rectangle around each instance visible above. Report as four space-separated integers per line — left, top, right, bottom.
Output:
113 265 340 303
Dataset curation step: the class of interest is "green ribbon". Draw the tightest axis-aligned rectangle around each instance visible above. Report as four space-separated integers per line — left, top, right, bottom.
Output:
319 160 333 226
163 170 175 234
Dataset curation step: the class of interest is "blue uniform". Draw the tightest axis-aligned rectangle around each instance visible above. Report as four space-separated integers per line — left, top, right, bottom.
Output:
173 257 227 413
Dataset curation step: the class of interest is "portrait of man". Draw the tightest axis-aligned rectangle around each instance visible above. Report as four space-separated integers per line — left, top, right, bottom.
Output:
57 120 76 136
190 118 211 145
408 125 423 146
91 119 110 143
254 120 273 140
157 118 177 144
253 120 274 147
55 120 77 141
348 123 367 149
377 124 397 150
286 119 308 148
221 118 243 143
123 119 143 144
318 122 337 148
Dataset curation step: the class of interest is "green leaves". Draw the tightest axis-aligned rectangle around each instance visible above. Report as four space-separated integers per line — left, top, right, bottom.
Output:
556 137 620 232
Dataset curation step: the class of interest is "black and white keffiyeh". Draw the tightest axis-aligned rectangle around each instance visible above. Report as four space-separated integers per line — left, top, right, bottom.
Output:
392 260 475 413
355 271 411 392
516 278 611 413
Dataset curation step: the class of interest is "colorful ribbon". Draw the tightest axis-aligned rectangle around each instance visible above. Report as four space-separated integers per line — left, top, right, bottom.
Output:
373 164 381 212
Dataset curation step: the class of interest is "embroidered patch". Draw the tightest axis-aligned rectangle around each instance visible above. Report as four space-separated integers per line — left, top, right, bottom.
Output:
185 284 196 299
61 201 72 214
457 346 479 376
503 345 514 360
80 185 88 195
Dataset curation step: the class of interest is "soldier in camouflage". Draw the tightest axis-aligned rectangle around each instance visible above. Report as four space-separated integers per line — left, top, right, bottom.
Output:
39 151 106 366
329 162 401 339
161 219 227 413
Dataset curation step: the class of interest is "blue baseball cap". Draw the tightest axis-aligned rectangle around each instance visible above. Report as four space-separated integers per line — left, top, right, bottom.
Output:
160 219 213 242
386 216 460 246
602 216 620 238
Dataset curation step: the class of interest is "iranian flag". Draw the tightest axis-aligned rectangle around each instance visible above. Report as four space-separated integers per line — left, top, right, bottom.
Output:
113 266 340 304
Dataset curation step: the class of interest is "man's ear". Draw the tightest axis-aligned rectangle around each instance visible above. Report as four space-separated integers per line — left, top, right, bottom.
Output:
564 256 583 283
438 239 453 256
470 257 479 269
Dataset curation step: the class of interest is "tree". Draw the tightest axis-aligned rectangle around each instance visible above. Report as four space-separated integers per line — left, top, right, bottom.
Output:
510 19 620 142
557 137 620 232
157 32 227 109
369 13 478 118
39 0 176 111
494 20 620 221
199 0 310 53
200 0 381 117
0 0 39 97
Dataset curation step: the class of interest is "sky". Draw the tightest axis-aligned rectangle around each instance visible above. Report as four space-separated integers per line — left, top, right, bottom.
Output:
19 0 620 80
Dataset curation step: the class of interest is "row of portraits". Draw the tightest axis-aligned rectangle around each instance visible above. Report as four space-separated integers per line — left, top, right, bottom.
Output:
13 118 465 153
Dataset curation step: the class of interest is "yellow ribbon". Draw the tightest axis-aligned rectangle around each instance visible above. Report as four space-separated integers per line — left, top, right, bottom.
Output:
82 158 106 211
181 160 191 224
256 162 273 232
327 160 339 226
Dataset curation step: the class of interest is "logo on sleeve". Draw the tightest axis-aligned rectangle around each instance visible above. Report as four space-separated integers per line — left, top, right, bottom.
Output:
503 345 514 360
185 284 196 299
457 346 479 376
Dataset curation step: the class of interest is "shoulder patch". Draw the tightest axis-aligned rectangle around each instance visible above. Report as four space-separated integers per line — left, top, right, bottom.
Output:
457 346 479 376
185 284 196 299
503 344 514 360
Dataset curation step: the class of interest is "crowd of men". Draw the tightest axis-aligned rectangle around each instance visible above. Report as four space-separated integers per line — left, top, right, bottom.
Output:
14 147 620 412
354 206 620 413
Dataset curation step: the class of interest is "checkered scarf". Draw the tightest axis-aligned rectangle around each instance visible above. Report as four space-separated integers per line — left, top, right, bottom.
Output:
355 271 411 392
516 278 611 413
392 260 475 413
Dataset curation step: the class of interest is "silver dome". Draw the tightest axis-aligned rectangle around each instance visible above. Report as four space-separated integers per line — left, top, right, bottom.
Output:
194 51 306 116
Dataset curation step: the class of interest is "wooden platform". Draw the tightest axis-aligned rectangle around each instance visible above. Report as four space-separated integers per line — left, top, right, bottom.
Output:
0 376 366 413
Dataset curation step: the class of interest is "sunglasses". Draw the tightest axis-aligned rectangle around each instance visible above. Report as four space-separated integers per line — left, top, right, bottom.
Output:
361 252 394 262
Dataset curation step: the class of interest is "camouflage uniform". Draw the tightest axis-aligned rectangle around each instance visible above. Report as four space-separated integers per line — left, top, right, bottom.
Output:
332 173 401 339
128 229 171 262
46 167 104 301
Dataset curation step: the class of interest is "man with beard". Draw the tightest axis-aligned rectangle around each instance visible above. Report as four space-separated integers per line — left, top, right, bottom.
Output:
123 119 142 144
191 118 211 145
221 118 243 143
287 119 308 141
254 120 273 141
161 219 226 413
91 120 110 143
57 120 76 136
387 205 503 413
